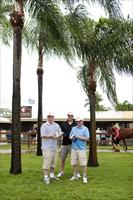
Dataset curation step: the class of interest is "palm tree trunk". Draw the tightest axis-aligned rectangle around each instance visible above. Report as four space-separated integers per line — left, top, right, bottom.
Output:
36 39 44 156
10 2 24 174
87 62 99 167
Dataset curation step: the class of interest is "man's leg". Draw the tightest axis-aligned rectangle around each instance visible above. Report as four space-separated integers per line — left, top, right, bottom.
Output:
69 149 78 180
49 151 59 180
43 169 49 177
60 160 65 172
82 166 87 183
57 146 68 177
42 150 52 184
78 150 88 183
43 169 50 184
82 165 87 177
73 165 78 177
49 167 54 177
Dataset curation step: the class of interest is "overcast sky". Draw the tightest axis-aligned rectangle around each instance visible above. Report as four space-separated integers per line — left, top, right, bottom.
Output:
0 0 133 118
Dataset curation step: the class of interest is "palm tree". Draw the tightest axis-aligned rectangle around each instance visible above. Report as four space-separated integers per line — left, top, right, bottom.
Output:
8 0 24 174
23 1 73 155
4 0 72 174
77 17 133 166
7 0 69 172
66 4 133 166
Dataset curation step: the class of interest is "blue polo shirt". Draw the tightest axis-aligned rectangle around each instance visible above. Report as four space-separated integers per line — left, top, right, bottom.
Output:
70 125 89 150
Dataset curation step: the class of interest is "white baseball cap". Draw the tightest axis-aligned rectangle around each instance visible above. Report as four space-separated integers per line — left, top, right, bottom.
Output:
76 117 84 121
67 112 74 116
113 124 119 129
47 113 54 117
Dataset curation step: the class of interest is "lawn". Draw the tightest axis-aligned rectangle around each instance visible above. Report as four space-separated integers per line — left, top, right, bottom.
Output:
0 152 133 200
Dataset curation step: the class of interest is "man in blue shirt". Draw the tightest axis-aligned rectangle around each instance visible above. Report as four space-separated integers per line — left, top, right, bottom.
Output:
69 117 89 183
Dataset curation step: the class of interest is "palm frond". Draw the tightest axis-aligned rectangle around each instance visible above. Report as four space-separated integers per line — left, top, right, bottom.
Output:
23 1 75 65
0 1 13 45
96 60 118 105
77 64 88 95
63 0 122 18
95 0 122 18
76 17 133 106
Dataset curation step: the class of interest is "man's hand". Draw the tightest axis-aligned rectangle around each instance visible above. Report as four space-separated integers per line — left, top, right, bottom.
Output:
70 134 75 140
53 132 63 139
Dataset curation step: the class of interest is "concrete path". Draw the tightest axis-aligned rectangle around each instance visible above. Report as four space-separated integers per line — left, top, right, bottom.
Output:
0 149 133 154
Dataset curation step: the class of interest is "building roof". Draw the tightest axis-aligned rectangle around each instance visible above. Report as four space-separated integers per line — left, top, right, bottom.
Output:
0 117 11 123
0 111 132 122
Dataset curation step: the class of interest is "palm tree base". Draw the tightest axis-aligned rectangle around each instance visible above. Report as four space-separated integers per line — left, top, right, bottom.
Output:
87 161 99 167
10 168 22 174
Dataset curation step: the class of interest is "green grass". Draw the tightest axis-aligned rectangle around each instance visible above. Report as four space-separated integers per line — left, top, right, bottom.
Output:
0 152 133 200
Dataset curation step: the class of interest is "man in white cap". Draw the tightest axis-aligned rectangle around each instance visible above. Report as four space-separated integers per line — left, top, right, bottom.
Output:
41 113 63 184
69 117 90 183
57 112 79 178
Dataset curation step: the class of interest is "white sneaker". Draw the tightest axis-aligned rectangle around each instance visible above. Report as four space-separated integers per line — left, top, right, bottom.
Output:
77 173 81 178
50 176 59 181
57 172 64 178
44 177 50 184
83 176 87 183
69 176 78 181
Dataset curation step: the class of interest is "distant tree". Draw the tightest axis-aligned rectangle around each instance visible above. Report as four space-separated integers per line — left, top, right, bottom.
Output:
115 100 133 111
0 108 12 118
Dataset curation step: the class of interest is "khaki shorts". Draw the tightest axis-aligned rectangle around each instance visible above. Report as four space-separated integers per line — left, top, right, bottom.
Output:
60 145 71 160
71 149 87 166
42 150 57 170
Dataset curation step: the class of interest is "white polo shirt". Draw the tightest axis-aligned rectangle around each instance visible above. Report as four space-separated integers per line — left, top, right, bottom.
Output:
41 121 62 151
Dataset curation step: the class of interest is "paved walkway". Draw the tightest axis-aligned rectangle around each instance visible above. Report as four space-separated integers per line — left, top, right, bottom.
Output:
0 149 133 154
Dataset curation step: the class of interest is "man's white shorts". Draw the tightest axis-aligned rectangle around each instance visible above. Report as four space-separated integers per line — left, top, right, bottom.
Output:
42 150 57 169
71 149 87 166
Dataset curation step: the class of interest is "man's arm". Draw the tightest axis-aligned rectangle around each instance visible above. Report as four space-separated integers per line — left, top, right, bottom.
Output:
41 124 56 139
76 127 89 141
69 128 74 139
76 135 89 141
42 134 55 139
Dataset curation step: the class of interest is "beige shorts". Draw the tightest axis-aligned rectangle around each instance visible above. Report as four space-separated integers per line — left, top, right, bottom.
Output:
60 145 71 160
42 150 57 170
71 149 87 166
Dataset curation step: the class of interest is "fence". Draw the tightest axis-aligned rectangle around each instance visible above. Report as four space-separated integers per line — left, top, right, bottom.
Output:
0 131 133 147
0 131 36 149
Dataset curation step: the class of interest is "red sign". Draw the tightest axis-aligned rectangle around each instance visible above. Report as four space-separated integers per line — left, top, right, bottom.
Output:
21 106 32 118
